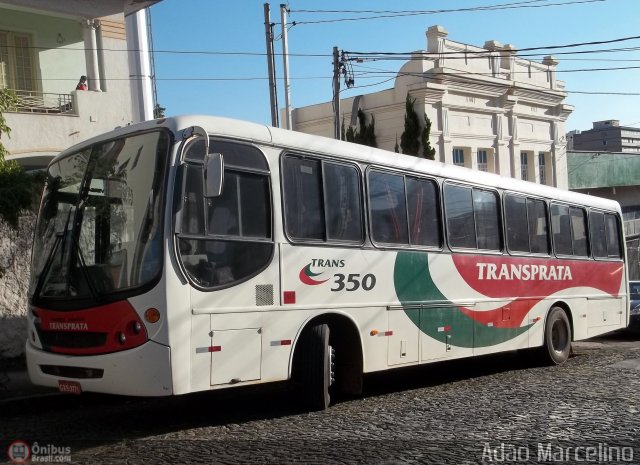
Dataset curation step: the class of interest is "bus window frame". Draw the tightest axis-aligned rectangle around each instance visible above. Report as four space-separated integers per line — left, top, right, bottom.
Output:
442 180 503 255
174 138 275 292
365 166 443 252
550 201 591 261
589 208 624 262
503 191 551 258
280 152 366 248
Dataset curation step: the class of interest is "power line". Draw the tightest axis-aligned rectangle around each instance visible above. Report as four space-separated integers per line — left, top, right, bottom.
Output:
289 0 605 25
345 65 640 95
32 60 640 83
292 0 551 14
4 35 639 61
346 46 640 63
344 34 640 58
349 64 640 77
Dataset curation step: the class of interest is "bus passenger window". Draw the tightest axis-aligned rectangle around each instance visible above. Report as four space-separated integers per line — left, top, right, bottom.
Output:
473 189 501 251
406 177 441 247
283 155 363 244
605 214 621 258
505 195 529 252
570 207 588 257
505 195 549 255
551 204 573 255
177 140 273 289
369 171 409 245
444 184 477 249
282 157 325 241
324 163 363 242
527 198 550 255
589 211 607 258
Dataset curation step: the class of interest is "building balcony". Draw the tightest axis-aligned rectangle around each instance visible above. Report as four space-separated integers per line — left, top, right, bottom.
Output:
12 90 74 115
4 88 133 170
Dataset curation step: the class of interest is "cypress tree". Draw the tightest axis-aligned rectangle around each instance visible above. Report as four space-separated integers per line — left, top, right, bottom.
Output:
400 94 420 156
343 109 377 148
421 114 436 160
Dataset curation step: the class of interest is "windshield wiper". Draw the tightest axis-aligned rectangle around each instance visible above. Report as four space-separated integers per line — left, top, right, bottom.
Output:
32 206 74 301
32 232 63 302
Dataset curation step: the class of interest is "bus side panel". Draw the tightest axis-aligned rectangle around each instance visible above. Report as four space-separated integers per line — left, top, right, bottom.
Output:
279 244 393 374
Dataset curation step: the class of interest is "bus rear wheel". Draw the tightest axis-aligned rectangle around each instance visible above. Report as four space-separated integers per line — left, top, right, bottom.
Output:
542 306 572 365
298 323 334 411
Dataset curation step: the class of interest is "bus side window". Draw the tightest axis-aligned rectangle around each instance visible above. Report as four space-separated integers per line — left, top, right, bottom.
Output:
589 211 607 258
570 207 588 257
368 171 409 245
551 204 572 255
505 194 529 252
605 213 621 259
178 141 273 290
473 188 501 251
506 195 549 255
406 177 441 248
324 163 363 242
282 157 325 241
444 184 477 249
527 198 550 255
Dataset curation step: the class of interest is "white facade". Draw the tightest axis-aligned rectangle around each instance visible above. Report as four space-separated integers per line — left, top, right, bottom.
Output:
0 0 159 169
293 25 573 189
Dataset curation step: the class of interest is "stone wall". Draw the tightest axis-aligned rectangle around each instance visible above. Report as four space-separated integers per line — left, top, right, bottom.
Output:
0 215 35 359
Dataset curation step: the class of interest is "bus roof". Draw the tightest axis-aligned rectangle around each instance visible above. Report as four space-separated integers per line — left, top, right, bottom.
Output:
53 114 620 214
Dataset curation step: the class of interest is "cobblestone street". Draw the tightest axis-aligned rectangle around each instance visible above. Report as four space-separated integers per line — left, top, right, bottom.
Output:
3 334 639 464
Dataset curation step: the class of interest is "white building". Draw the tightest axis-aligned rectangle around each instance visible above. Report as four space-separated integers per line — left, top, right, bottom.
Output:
0 0 160 169
293 25 573 189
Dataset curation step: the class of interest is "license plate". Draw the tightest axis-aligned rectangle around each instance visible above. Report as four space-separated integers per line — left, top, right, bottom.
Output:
58 380 82 395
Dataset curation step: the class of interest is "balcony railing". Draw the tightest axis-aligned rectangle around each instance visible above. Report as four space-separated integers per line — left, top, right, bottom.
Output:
12 90 74 115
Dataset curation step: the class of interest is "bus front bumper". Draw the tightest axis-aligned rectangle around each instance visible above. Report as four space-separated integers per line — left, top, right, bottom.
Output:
26 340 173 397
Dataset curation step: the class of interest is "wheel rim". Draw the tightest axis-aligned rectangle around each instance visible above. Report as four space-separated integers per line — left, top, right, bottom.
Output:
551 319 568 353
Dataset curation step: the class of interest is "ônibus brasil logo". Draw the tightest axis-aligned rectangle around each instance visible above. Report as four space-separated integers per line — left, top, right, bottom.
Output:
298 259 345 285
7 441 30 464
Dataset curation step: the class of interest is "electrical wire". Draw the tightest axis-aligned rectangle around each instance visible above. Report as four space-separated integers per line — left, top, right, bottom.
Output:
292 0 552 14
4 35 639 63
289 0 605 25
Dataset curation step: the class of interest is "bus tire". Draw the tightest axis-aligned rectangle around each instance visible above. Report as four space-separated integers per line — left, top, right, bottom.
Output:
300 323 333 411
542 306 572 365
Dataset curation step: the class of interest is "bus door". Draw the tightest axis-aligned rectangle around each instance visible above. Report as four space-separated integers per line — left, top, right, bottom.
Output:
176 134 278 387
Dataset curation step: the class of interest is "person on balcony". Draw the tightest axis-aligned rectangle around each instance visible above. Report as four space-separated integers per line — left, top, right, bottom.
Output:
76 76 88 91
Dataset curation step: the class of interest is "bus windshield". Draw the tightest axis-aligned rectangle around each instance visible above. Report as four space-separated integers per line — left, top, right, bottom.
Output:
29 130 170 305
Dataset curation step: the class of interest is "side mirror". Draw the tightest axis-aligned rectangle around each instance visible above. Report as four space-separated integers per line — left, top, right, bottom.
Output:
203 152 224 198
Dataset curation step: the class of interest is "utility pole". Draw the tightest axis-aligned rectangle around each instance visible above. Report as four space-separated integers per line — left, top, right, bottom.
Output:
280 4 292 130
332 46 340 140
263 3 279 127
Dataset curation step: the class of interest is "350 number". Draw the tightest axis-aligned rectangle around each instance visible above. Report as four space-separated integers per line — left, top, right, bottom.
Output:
331 273 376 292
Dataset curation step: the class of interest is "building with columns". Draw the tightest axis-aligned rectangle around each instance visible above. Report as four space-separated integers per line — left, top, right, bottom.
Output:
293 25 573 189
0 0 160 169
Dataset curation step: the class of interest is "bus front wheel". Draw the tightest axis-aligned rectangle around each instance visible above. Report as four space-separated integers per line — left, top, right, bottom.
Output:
542 306 572 365
298 323 334 410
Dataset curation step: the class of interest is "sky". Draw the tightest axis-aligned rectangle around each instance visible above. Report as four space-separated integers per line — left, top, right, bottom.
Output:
150 0 640 133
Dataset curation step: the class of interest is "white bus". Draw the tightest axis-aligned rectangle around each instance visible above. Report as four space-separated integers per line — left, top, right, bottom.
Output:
26 115 628 409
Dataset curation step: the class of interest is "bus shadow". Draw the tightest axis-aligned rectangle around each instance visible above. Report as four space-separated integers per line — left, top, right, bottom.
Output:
358 349 550 399
2 349 555 451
